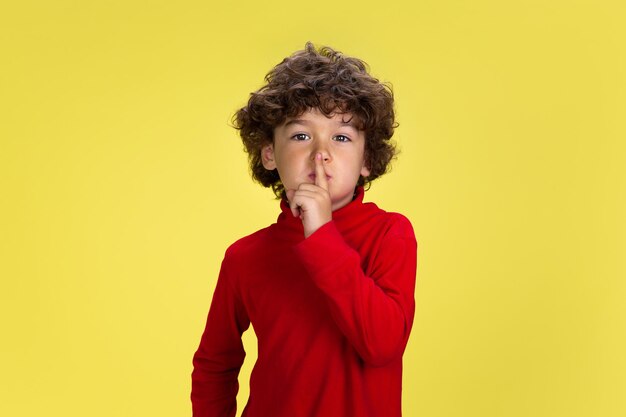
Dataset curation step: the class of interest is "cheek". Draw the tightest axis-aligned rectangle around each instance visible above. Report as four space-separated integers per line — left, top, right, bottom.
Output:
275 148 306 177
280 147 307 166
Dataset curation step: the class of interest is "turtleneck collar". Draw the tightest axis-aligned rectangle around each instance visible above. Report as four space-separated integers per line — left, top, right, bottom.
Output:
272 187 378 243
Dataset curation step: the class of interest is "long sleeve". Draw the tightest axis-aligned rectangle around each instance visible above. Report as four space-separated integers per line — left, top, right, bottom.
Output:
191 252 250 417
292 215 417 367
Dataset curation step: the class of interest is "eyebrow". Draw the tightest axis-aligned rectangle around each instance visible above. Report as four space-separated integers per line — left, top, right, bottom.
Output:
283 118 358 128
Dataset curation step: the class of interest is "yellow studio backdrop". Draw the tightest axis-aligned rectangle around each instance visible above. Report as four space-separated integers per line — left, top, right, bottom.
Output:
1 1 624 416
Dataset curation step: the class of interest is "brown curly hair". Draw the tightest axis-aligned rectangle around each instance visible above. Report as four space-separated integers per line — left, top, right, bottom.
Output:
232 41 398 198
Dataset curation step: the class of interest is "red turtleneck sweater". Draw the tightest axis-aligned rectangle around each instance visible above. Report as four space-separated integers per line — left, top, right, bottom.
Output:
192 188 418 417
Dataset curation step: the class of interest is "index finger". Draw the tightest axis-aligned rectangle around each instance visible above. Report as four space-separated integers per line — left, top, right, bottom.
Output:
314 153 328 190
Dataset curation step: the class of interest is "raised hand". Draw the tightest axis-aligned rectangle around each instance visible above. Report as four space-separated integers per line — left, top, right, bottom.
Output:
285 153 332 238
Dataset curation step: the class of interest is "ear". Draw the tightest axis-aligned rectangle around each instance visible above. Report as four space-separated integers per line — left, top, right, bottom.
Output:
360 161 371 178
261 144 276 170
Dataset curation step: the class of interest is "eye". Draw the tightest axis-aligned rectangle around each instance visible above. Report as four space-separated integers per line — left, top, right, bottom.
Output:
333 135 351 143
291 133 310 141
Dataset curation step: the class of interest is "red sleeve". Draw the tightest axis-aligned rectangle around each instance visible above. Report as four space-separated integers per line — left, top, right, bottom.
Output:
191 252 250 417
293 216 417 367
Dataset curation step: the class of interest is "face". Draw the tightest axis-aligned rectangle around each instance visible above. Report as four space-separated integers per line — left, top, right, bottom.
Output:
261 107 371 211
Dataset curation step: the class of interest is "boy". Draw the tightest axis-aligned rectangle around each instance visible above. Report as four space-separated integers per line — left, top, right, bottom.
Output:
192 42 418 417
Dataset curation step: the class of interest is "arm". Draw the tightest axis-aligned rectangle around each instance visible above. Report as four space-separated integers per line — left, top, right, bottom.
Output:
191 253 250 417
293 218 417 367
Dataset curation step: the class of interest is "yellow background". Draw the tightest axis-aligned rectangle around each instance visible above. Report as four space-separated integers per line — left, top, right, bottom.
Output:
1 1 624 416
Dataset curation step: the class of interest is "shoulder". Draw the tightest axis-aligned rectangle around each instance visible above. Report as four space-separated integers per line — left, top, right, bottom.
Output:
363 202 416 242
385 212 416 241
223 225 273 263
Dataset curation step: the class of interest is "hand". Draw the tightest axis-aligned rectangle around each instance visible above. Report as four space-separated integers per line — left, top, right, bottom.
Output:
285 153 332 238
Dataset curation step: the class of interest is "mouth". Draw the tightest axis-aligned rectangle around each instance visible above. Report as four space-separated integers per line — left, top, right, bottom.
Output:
309 173 331 182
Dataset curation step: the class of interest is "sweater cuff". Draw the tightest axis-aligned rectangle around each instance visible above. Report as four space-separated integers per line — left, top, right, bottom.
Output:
293 221 357 285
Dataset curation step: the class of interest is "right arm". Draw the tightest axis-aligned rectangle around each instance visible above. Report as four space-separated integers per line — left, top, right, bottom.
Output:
191 254 249 417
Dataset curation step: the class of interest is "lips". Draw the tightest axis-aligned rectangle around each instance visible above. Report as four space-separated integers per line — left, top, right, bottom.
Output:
309 173 332 181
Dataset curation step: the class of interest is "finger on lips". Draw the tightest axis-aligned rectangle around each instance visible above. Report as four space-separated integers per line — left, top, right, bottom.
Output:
314 153 328 190
285 153 329 218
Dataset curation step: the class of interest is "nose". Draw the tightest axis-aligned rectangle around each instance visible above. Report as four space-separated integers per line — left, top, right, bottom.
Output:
311 141 331 163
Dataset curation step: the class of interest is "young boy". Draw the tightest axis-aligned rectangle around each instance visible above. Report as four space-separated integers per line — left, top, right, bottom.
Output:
192 42 418 417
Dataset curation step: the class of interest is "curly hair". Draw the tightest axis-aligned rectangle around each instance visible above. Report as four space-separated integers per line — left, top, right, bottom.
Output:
232 41 398 198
